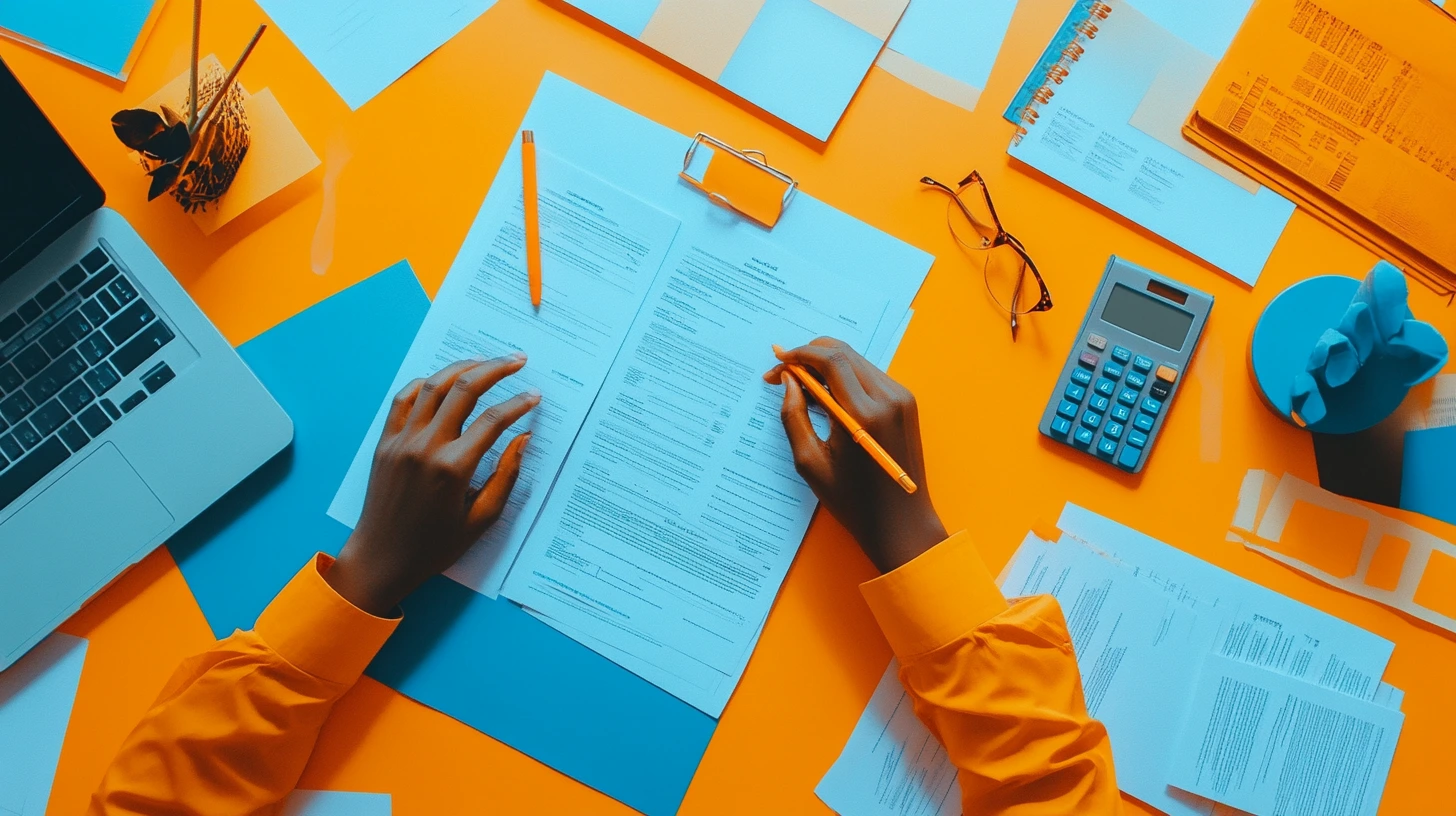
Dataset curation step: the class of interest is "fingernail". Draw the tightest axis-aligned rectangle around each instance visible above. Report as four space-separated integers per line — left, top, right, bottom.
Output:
512 351 527 361
470 354 490 362
771 344 786 358
525 387 542 401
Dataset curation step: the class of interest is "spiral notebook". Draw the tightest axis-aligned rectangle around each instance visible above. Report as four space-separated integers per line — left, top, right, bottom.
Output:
1001 0 1295 286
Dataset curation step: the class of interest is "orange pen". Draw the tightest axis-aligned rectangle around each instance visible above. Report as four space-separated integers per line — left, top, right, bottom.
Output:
772 345 918 494
521 130 542 308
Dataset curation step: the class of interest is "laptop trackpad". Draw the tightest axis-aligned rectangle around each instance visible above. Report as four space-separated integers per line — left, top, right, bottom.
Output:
0 444 172 659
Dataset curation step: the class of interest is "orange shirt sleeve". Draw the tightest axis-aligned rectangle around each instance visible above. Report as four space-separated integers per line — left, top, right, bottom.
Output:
89 554 398 816
860 532 1121 814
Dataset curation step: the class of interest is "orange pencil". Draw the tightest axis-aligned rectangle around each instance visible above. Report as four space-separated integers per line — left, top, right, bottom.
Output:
521 130 542 308
772 345 917 494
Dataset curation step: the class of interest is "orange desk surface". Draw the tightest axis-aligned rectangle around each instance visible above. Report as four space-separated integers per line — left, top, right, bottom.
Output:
8 0 1456 813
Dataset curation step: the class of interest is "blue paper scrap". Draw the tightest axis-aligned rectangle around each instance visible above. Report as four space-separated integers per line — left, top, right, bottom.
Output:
0 0 158 78
1402 425 1456 528
0 632 88 816
282 790 392 816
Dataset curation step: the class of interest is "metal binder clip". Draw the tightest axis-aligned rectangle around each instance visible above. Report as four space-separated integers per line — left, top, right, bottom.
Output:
679 133 798 229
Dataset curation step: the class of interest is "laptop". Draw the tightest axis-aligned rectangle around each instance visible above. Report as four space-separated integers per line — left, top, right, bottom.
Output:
0 57 292 671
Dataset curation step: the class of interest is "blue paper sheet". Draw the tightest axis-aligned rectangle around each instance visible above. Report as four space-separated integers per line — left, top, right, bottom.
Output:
282 790 392 816
168 261 715 816
1402 425 1456 527
884 0 1017 99
0 0 158 78
0 632 87 816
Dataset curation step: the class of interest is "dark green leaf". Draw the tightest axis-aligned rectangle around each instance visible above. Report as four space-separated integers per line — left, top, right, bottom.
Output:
111 108 165 151
142 122 192 163
146 162 181 201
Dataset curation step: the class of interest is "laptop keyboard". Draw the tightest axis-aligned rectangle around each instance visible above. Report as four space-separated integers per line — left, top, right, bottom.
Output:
0 244 177 511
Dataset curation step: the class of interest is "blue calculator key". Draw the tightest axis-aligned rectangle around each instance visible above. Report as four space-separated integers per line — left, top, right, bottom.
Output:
1051 416 1073 437
1064 383 1087 402
1070 368 1093 386
1104 421 1124 440
1079 351 1100 369
1094 378 1116 397
1111 404 1132 423
1127 429 1149 449
1103 361 1124 380
1134 413 1155 432
1073 426 1095 448
1133 355 1154 373
1096 437 1118 458
1125 371 1147 389
1141 397 1163 416
1111 346 1132 364
1117 445 1142 470
1057 400 1079 420
1081 410 1103 430
1117 388 1139 406
1090 395 1111 413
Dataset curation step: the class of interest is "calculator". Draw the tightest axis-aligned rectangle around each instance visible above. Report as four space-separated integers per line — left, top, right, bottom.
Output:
1039 256 1213 473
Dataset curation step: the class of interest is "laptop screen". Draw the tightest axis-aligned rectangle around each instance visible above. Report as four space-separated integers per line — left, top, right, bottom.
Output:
0 57 105 283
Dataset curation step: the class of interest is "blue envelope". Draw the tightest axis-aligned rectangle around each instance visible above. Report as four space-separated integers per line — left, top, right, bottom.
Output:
168 262 714 816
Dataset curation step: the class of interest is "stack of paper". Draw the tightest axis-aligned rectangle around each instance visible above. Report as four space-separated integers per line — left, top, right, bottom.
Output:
817 505 1404 816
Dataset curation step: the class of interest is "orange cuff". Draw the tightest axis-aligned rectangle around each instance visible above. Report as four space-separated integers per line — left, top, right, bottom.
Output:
860 532 1009 660
255 554 401 686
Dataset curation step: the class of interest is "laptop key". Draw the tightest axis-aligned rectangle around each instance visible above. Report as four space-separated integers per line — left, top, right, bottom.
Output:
80 298 108 326
77 403 113 436
141 362 174 393
111 321 174 376
14 344 50 378
0 390 35 424
79 265 119 298
77 332 113 365
29 399 69 437
0 437 68 510
119 390 147 413
17 300 42 323
83 361 121 396
0 433 21 460
58 380 94 413
38 311 92 358
110 276 138 305
12 419 41 450
59 264 88 290
25 349 86 404
0 449 7 470
0 313 21 343
99 398 121 420
57 421 89 453
96 289 121 314
102 300 155 345
80 247 109 272
34 282 64 310
0 363 20 394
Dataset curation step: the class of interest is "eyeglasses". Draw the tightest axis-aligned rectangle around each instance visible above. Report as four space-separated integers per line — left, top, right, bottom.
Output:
920 171 1052 340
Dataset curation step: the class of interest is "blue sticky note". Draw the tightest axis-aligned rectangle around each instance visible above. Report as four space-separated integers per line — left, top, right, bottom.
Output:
0 0 158 78
0 632 87 816
718 0 882 141
282 790 391 816
168 262 714 816
886 0 1017 94
1402 425 1456 527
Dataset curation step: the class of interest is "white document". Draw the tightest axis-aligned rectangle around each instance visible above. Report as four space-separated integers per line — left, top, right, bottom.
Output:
329 152 682 598
816 659 961 816
0 633 87 816
256 0 499 109
1168 654 1402 816
500 227 887 716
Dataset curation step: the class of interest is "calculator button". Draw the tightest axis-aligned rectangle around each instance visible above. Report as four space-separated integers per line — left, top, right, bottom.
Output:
1057 400 1079 420
1118 388 1140 406
1103 361 1125 380
1073 427 1095 448
1094 378 1116 397
1065 383 1087 403
1111 404 1132 423
1132 355 1154 373
1087 334 1108 351
1051 416 1073 437
1090 395 1111 413
1104 421 1124 440
1156 365 1179 383
1140 397 1163 416
1081 410 1103 430
1117 445 1142 470
1134 413 1155 432
1150 382 1172 400
1079 351 1100 369
1127 429 1149 449
1070 368 1093 386
1111 346 1132 365
1096 437 1118 458
1125 371 1147 390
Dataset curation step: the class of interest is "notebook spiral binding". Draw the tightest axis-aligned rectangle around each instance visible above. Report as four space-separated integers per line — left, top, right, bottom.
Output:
1007 0 1113 146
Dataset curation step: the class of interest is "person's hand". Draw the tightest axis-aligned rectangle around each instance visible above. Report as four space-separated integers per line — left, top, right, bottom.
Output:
765 338 947 574
327 355 541 616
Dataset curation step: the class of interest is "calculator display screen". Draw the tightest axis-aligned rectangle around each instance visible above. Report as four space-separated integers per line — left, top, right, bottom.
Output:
1101 284 1194 350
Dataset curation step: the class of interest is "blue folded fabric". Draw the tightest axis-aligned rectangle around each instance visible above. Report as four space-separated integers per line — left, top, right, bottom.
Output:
168 262 714 816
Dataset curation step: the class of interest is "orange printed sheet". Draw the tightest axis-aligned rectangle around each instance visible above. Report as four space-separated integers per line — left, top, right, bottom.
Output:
1183 0 1456 293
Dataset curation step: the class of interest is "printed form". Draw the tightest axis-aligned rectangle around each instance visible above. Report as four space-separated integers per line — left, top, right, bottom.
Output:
329 151 682 598
500 227 887 716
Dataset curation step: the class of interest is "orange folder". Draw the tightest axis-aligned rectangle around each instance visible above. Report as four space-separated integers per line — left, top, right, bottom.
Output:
1182 0 1456 296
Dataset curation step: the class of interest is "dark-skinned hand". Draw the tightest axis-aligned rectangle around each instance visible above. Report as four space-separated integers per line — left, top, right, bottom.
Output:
326 354 541 616
765 338 948 574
